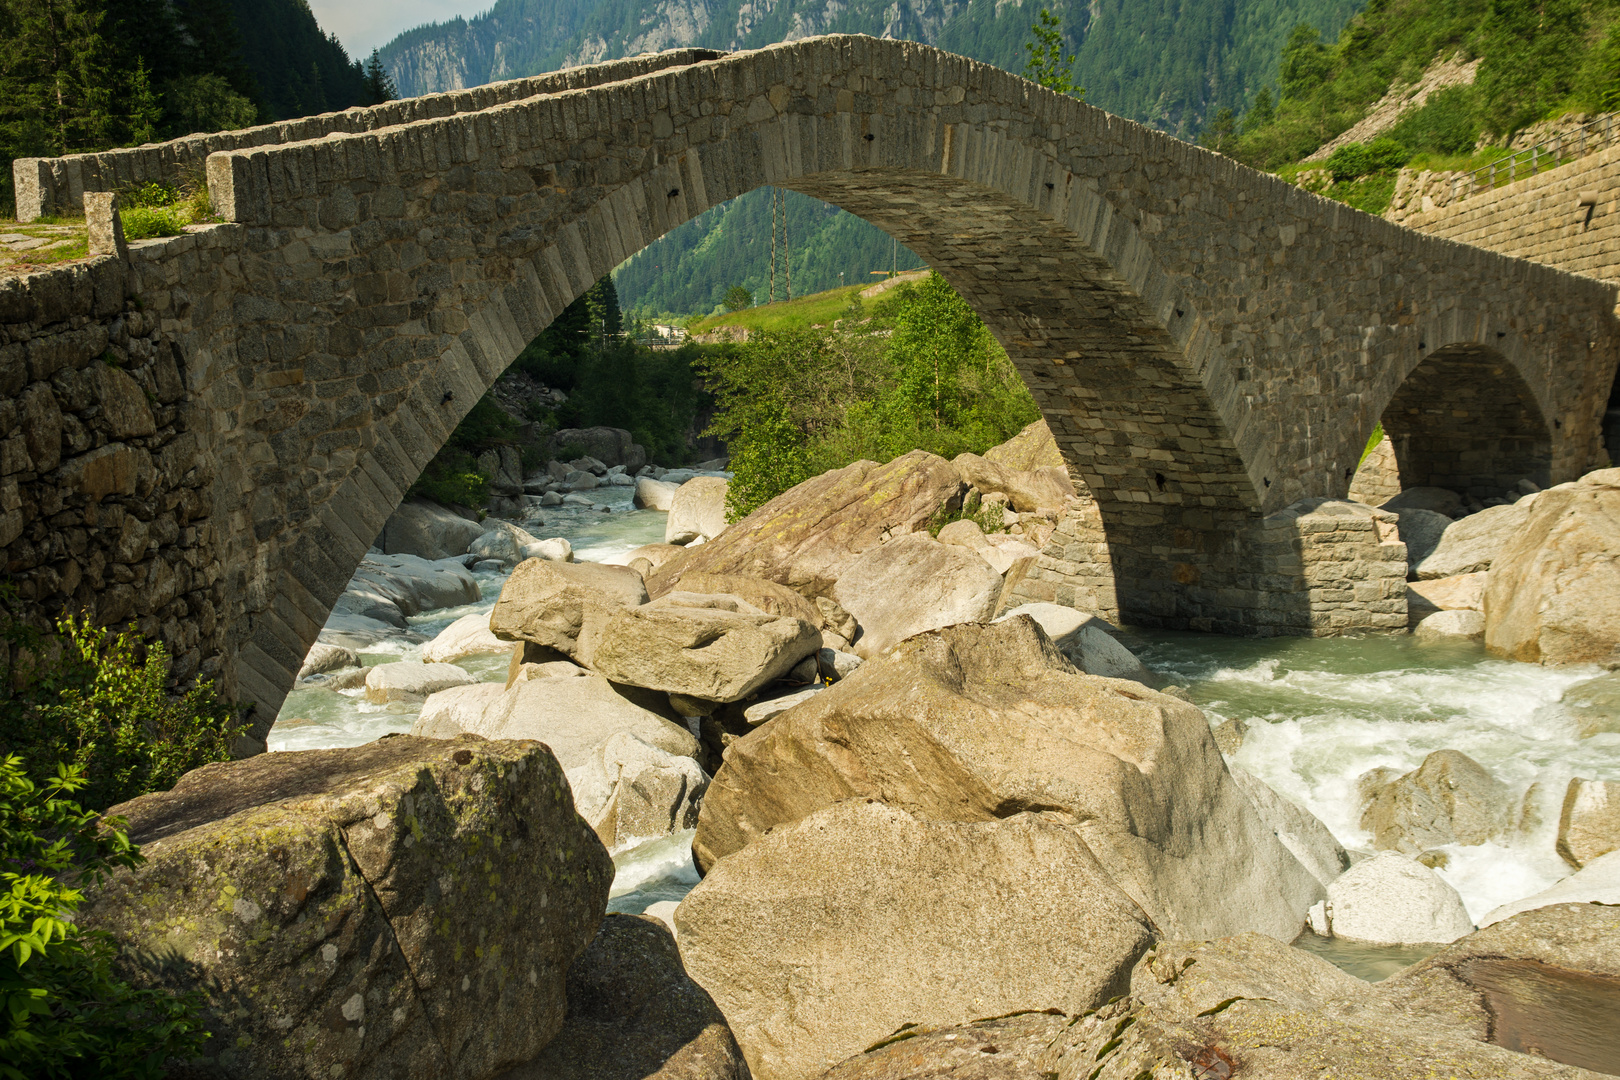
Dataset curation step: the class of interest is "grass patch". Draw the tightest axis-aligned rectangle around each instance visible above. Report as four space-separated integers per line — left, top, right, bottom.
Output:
688 283 872 335
121 205 187 240
0 218 90 272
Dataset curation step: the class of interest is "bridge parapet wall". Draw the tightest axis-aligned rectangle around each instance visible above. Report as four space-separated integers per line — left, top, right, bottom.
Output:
0 226 244 698
11 48 726 221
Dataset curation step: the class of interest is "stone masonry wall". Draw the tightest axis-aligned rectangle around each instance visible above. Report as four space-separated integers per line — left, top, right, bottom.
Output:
1393 143 1620 286
12 49 726 221
1238 500 1409 636
0 240 236 689
999 496 1120 624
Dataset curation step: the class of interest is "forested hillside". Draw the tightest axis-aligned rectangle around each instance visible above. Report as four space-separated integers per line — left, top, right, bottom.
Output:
378 0 1365 315
1213 0 1620 213
0 0 394 217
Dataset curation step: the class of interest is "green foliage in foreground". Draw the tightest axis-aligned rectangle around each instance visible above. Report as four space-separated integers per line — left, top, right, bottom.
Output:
0 756 210 1079
0 604 241 815
702 273 1040 519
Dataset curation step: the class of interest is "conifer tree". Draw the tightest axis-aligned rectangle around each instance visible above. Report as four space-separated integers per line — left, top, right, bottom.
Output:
363 50 397 105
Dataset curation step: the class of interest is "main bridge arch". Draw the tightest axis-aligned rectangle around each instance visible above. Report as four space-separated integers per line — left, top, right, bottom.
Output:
19 35 1615 733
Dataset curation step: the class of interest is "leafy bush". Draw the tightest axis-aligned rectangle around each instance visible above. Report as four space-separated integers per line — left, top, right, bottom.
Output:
0 613 241 814
119 206 187 241
1326 137 1411 181
701 276 1039 520
1 756 211 1078
723 285 753 312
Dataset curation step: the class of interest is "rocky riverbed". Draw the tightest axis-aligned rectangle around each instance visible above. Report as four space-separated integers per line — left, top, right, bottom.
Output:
117 425 1619 1080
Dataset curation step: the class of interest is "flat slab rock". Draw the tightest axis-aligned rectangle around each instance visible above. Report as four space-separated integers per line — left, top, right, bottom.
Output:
83 735 614 1080
820 1012 1070 1079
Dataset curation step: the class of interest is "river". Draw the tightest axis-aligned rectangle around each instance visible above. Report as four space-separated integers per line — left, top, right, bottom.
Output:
267 493 1620 979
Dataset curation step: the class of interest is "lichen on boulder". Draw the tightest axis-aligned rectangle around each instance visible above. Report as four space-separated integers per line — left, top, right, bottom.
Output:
83 735 614 1080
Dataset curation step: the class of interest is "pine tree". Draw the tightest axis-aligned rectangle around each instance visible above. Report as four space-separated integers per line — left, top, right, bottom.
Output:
363 50 397 105
1242 86 1275 133
128 57 162 145
585 275 623 342
0 0 114 157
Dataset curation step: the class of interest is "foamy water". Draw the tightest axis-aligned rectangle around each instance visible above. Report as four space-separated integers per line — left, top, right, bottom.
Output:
1130 630 1620 923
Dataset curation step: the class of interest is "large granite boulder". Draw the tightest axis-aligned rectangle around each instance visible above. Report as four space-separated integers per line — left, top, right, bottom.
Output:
1416 500 1533 579
299 641 358 680
1324 851 1475 945
676 800 1155 1080
464 672 699 770
328 553 482 647
1413 608 1486 642
1229 767 1351 888
548 426 646 471
375 498 485 560
1359 749 1514 854
951 451 1072 513
1485 469 1620 665
422 612 512 663
663 572 824 628
1382 902 1620 1072
692 619 1323 941
587 596 820 703
565 732 709 850
992 603 1154 683
1384 486 1464 516
1406 571 1487 622
365 661 479 703
982 418 1063 471
666 477 731 545
832 533 1003 657
1042 931 1597 1079
634 477 680 511
489 558 649 661
1559 777 1620 868
1394 507 1453 567
82 736 614 1080
411 682 506 738
644 451 964 600
496 914 748 1080
819 1012 1069 1080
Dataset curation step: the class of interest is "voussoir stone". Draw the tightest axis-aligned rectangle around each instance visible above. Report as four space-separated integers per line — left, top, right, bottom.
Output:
82 736 614 1080
644 451 964 600
676 799 1155 1080
693 618 1323 941
832 532 1003 657
489 557 649 660
1485 469 1620 666
587 599 821 703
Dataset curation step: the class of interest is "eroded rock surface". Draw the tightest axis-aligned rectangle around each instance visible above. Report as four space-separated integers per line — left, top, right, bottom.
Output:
693 619 1322 941
84 736 614 1080
677 800 1154 1080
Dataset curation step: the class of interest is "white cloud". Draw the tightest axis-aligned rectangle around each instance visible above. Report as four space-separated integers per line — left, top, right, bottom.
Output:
308 0 494 59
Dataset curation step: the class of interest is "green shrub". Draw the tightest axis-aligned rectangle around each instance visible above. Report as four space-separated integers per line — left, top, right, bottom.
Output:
0 613 241 814
1385 86 1480 156
1326 137 1411 182
1 756 211 1078
119 206 187 242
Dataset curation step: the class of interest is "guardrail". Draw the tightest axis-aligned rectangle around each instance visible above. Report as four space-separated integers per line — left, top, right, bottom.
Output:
1451 113 1620 200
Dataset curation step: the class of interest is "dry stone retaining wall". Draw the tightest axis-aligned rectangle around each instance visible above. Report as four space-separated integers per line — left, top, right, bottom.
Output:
1392 143 1620 285
4 36 1617 723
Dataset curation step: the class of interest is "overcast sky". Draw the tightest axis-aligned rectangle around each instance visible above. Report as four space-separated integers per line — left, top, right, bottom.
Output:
308 0 493 60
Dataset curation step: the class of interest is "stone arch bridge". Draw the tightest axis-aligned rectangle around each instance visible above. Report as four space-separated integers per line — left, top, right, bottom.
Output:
5 35 1617 737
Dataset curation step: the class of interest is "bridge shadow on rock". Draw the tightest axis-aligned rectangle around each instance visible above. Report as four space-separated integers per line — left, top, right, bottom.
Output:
10 34 1618 727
